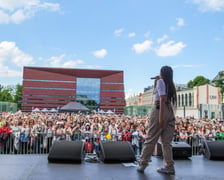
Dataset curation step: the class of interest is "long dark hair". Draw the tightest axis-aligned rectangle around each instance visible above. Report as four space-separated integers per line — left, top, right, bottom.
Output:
160 66 177 107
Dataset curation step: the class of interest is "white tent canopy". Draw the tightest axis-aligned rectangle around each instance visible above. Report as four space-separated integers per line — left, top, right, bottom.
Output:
99 109 105 114
41 108 49 113
49 108 57 113
106 110 114 114
32 108 40 112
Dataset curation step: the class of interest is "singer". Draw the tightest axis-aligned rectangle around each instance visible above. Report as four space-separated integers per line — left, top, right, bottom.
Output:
137 66 177 175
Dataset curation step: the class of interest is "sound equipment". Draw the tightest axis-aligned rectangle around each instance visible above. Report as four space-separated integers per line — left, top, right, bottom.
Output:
48 141 85 163
99 141 136 163
204 140 224 160
157 141 192 159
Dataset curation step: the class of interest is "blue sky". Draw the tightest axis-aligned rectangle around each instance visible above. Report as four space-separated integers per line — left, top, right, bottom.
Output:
0 0 224 97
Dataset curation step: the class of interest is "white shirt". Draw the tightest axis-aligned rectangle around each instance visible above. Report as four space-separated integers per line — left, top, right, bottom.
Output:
153 79 166 101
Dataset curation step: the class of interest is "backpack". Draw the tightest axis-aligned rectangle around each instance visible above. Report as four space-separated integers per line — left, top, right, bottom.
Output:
19 132 29 143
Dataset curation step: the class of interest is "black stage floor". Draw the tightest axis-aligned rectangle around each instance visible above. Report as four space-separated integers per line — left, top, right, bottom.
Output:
0 155 223 180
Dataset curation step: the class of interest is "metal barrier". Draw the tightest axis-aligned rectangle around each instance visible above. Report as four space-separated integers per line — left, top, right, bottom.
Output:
0 133 219 155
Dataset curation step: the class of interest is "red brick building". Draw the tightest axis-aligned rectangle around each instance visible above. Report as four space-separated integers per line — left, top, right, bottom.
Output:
22 67 125 114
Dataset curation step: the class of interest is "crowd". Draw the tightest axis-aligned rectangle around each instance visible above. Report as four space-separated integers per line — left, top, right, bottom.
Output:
0 111 224 155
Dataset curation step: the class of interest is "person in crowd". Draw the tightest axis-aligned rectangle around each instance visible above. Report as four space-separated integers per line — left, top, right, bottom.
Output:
92 123 100 153
53 123 65 142
189 128 200 155
100 124 109 141
137 66 177 175
116 123 123 141
131 124 139 155
205 124 216 141
122 126 131 142
64 123 73 141
0 121 11 154
46 120 54 152
28 119 35 153
83 123 92 141
10 119 20 153
179 128 188 142
72 123 83 141
31 119 46 154
138 124 146 155
216 126 224 141
173 125 180 141
109 122 118 141
19 121 30 154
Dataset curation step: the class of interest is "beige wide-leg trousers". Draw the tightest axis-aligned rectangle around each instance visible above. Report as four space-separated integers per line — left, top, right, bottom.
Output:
139 104 175 169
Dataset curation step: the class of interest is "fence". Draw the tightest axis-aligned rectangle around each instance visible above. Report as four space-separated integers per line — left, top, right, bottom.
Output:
0 101 17 113
0 132 212 156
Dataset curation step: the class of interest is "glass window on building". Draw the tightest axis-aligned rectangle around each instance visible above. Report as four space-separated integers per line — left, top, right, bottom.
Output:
189 93 192 106
185 93 188 106
182 94 184 107
178 95 181 107
76 78 101 110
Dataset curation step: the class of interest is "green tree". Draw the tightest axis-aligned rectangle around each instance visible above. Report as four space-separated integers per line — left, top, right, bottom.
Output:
215 72 224 101
187 76 210 88
0 88 13 102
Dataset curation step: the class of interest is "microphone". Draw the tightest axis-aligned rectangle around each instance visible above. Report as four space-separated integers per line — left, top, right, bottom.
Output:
150 76 159 80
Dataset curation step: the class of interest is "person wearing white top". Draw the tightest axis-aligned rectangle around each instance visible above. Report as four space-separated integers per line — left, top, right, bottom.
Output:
137 66 177 175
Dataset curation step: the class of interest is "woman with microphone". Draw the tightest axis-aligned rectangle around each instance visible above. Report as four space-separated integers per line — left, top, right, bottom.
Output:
137 66 177 175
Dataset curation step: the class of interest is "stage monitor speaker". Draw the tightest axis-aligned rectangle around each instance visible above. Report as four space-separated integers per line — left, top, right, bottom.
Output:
204 141 224 160
48 141 85 163
157 141 192 159
99 141 136 163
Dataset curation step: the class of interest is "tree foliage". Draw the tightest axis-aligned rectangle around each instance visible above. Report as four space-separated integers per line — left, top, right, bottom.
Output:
0 84 22 110
187 76 210 88
215 72 224 101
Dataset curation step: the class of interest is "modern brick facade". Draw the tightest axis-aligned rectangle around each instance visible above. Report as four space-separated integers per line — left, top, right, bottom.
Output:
22 67 125 114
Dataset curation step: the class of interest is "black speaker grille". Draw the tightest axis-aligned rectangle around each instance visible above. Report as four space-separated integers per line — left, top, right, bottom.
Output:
100 141 136 163
48 141 84 163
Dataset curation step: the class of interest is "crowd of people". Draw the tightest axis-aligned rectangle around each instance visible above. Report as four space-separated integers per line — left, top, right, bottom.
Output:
0 111 224 155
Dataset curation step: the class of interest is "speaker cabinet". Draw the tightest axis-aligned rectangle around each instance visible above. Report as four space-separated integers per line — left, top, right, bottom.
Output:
48 141 85 163
204 141 224 160
99 141 136 163
157 141 192 159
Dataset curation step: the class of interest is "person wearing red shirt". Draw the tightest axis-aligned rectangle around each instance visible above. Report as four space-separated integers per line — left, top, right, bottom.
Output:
0 121 11 154
122 126 131 142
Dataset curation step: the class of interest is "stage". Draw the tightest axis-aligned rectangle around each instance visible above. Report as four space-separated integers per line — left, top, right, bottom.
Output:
0 155 223 180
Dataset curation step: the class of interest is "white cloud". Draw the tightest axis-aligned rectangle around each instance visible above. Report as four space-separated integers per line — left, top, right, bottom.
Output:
0 64 22 77
128 32 136 38
0 10 10 24
190 0 224 12
177 18 184 26
48 54 84 68
48 54 65 67
114 28 124 37
0 41 33 67
155 41 186 57
157 34 168 44
133 40 153 54
62 60 84 68
0 0 60 24
144 31 150 38
92 49 107 58
170 26 175 31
